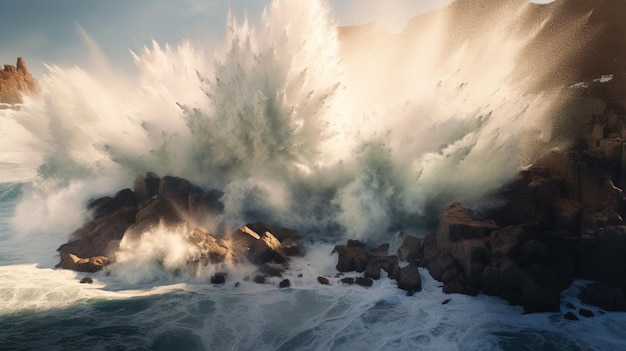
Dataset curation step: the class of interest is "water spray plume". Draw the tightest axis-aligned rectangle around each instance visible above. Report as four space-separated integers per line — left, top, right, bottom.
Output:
4 0 589 246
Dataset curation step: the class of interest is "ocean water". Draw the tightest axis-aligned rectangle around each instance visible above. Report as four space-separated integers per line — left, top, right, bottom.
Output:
1 1 625 350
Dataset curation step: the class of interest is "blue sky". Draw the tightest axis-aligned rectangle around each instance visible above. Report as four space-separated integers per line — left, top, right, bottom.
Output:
0 0 452 77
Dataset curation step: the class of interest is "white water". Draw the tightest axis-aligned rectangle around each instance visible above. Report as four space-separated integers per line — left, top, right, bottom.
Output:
1 0 563 245
2 1 624 349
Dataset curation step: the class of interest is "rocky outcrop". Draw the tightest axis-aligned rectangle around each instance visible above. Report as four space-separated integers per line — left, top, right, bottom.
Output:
56 173 304 277
0 57 39 106
422 104 626 311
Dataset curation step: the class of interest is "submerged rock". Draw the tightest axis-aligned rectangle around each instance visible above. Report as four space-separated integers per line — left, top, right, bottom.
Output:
279 279 291 289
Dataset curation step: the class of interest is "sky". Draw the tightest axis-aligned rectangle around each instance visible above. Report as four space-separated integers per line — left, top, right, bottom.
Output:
0 0 453 77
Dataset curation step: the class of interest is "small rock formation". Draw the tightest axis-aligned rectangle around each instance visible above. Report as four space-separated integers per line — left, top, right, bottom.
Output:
0 57 39 107
55 173 304 281
332 238 419 292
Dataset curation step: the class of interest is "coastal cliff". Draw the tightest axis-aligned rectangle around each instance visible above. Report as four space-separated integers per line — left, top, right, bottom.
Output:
0 57 39 107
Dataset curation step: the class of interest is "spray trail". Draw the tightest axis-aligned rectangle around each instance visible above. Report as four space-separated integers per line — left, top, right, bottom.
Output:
4 0 580 244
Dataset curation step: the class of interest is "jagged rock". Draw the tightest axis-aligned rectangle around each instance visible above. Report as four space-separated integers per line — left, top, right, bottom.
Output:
79 277 93 284
56 174 303 275
564 312 580 321
228 224 289 265
0 57 39 105
189 228 234 265
56 254 112 273
424 203 565 311
279 279 291 288
244 223 306 257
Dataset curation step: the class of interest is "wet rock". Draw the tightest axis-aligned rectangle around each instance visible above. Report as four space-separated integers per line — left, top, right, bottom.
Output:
256 263 286 278
364 261 381 280
317 276 330 285
355 277 373 287
133 172 161 203
340 277 355 285
56 254 112 273
397 264 421 292
370 243 390 257
253 275 266 284
79 277 93 284
334 243 369 272
228 225 289 265
442 299 451 305
579 308 595 318
564 312 580 321
566 302 576 309
279 279 291 289
397 234 422 263
211 273 227 284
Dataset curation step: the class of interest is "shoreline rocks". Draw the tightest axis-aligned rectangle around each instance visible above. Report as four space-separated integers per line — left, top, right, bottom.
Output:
56 173 305 281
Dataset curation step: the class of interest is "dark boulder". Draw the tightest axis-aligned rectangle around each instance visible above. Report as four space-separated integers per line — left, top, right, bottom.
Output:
317 276 330 285
355 277 373 287
364 261 381 280
211 273 227 284
397 264 422 292
340 277 355 285
397 233 422 264
334 244 369 272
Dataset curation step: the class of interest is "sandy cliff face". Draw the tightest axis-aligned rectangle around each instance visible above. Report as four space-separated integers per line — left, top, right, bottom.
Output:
0 57 39 106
